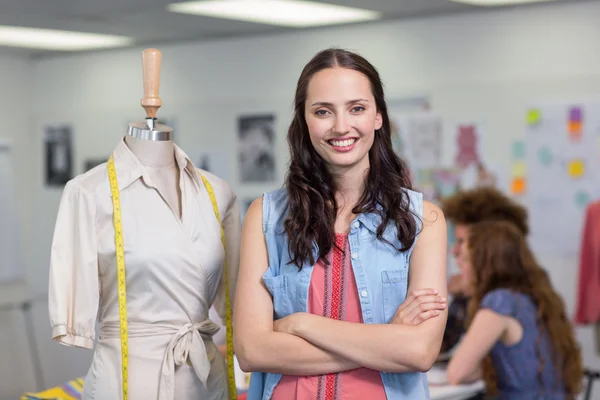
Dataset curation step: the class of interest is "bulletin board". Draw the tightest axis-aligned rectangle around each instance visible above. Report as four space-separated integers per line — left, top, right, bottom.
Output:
523 101 600 257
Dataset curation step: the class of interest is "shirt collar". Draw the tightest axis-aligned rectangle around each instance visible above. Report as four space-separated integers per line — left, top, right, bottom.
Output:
355 207 398 240
356 206 384 234
111 137 201 191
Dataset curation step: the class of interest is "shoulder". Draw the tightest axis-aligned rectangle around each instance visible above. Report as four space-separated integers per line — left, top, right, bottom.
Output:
196 169 237 206
480 289 520 317
62 163 110 201
263 186 288 207
413 199 446 238
261 187 288 230
422 200 444 221
401 187 423 214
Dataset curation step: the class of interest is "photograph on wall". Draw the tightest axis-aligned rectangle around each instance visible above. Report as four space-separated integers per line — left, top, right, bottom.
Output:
44 124 73 186
84 158 107 172
238 114 276 183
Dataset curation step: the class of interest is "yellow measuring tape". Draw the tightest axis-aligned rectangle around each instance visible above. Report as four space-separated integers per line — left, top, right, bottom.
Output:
107 155 237 400
107 155 129 400
197 171 238 400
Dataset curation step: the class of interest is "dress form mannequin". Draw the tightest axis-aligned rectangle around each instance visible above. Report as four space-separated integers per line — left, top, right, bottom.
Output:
48 48 241 400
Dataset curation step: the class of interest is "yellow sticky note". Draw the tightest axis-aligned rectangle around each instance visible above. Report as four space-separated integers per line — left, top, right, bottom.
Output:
568 160 585 178
512 161 526 177
527 109 541 126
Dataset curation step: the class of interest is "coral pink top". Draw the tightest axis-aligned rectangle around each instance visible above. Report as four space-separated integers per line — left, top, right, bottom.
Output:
271 234 387 400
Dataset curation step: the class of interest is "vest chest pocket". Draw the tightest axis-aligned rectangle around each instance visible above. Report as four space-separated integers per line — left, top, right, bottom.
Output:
262 273 290 319
381 269 409 323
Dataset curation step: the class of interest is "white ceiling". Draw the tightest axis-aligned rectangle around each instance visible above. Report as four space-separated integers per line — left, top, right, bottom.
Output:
0 0 588 57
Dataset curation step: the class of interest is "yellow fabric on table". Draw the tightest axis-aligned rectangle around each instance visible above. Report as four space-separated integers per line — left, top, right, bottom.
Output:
21 377 84 400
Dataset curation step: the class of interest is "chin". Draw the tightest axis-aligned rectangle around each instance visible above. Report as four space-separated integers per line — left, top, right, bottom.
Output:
328 156 367 170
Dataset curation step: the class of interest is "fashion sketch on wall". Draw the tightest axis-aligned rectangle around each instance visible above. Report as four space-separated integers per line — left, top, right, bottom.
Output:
238 114 276 183
44 124 73 186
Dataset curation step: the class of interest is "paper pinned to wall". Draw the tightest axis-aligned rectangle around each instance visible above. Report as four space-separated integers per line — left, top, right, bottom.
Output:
395 112 443 171
525 101 600 257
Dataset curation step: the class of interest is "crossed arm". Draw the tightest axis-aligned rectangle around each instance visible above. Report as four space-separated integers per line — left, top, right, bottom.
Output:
233 198 448 375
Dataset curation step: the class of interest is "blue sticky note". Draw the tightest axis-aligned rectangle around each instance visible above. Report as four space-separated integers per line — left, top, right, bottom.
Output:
512 141 525 159
575 190 590 209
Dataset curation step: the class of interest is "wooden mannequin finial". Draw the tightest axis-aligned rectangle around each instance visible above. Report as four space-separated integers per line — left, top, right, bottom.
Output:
141 48 162 119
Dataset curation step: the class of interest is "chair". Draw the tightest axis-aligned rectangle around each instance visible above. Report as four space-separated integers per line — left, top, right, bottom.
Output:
583 368 600 400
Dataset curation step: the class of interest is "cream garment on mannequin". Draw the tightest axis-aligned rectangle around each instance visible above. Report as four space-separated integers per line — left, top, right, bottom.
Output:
48 137 241 400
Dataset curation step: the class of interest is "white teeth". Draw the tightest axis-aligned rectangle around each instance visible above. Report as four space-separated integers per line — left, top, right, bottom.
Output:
330 138 356 147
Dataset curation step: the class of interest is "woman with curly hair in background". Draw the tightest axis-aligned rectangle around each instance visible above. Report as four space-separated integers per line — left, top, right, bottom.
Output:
439 186 530 356
447 220 583 399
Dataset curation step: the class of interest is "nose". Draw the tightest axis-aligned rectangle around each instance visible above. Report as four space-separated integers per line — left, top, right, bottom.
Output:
333 114 351 135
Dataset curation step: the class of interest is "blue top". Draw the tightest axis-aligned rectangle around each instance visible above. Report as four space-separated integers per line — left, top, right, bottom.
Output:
481 289 566 399
246 187 431 399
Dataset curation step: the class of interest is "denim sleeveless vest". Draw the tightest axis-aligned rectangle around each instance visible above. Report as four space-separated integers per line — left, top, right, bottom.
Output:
246 187 430 400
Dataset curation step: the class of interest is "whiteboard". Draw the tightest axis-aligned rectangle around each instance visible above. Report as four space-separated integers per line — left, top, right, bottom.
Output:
0 139 22 283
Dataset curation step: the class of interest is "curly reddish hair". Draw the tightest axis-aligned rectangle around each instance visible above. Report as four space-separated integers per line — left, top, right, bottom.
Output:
441 187 528 235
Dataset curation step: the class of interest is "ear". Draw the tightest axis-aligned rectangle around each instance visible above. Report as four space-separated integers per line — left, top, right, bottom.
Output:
375 112 383 131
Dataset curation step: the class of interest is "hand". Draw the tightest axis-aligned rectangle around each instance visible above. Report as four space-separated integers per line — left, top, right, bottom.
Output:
217 343 227 358
273 312 310 335
390 289 446 325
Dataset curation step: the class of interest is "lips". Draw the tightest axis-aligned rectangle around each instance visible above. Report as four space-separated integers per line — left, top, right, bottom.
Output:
327 137 358 153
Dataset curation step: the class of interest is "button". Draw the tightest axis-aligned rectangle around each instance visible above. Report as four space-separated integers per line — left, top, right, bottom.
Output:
352 221 359 229
351 253 358 259
361 290 368 298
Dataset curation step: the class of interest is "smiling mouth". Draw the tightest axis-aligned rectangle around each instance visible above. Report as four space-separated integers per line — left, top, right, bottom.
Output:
328 138 357 147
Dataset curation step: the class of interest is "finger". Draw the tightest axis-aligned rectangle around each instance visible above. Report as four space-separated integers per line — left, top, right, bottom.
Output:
412 310 442 325
407 301 447 321
400 290 441 313
402 294 446 317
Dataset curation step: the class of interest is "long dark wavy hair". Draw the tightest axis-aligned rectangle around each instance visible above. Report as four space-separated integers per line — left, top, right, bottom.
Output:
284 48 417 269
466 221 583 399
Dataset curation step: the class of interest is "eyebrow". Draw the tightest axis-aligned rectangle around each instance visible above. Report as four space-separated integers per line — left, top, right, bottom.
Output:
310 98 370 107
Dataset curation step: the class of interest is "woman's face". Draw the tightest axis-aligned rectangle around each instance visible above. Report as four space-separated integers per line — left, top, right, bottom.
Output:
304 66 382 174
459 242 475 296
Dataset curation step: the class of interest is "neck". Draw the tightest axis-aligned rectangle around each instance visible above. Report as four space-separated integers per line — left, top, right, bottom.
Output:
331 161 369 211
124 135 176 168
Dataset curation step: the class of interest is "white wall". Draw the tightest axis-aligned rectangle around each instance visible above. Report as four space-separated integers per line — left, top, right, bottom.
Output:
3 0 600 396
